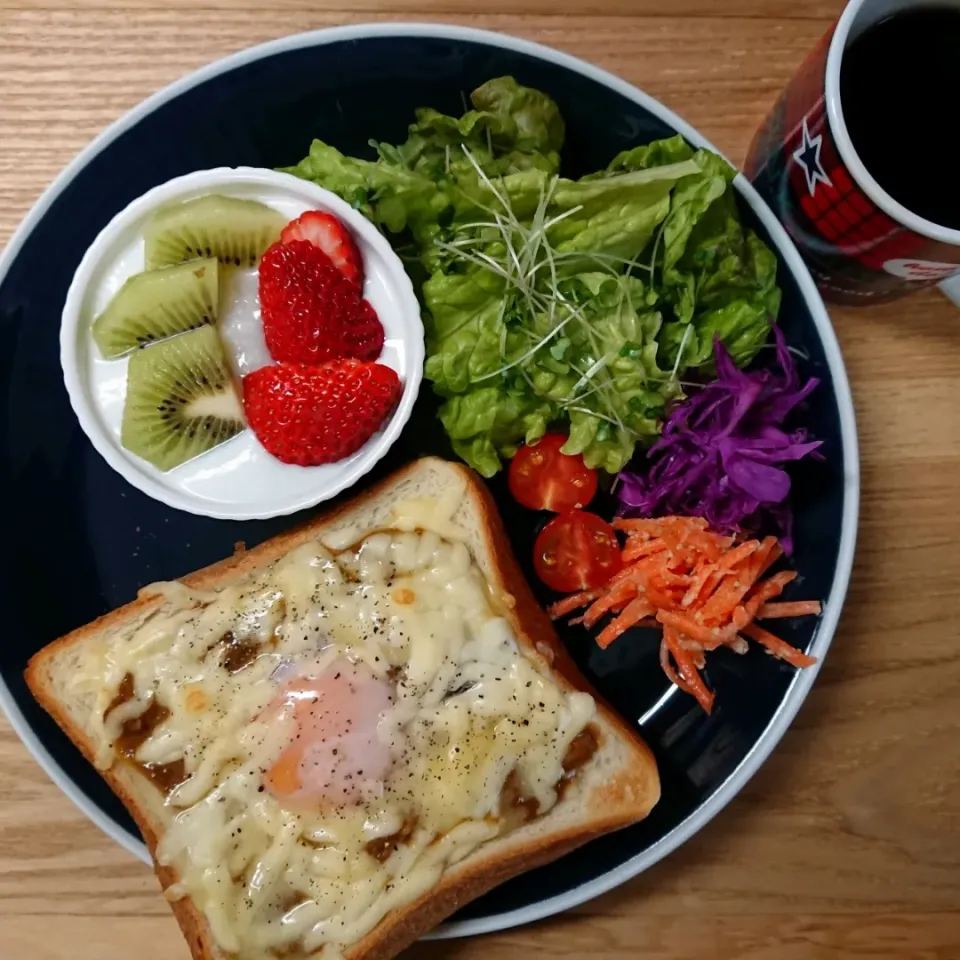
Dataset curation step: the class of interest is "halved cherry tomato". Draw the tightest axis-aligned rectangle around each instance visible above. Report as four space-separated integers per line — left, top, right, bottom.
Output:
508 435 598 513
533 510 622 593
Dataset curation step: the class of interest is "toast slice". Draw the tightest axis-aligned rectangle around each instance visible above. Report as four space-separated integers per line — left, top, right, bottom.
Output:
26 457 659 960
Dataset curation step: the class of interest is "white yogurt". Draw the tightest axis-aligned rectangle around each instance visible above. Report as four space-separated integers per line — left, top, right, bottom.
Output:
61 168 424 521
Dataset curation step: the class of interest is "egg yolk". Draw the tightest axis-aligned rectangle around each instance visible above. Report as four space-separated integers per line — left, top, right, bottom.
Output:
265 660 393 808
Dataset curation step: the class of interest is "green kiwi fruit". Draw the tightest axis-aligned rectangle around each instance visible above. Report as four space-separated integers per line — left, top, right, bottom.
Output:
93 257 219 358
121 324 246 471
144 194 285 269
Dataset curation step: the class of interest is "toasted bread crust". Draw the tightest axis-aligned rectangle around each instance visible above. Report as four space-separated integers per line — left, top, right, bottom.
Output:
25 458 659 960
24 667 215 960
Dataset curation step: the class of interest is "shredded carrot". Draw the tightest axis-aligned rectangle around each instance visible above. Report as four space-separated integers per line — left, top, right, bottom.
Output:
614 516 707 535
547 590 602 620
597 599 655 649
582 577 641 628
656 610 737 650
745 537 782 583
757 601 822 619
682 565 725 609
622 538 668 563
742 623 818 669
550 515 821 712
739 570 798 620
717 539 760 571
659 638 691 694
663 627 715 713
699 576 757 625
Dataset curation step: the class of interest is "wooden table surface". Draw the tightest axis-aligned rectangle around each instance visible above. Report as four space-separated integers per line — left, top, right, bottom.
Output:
1 1 959 958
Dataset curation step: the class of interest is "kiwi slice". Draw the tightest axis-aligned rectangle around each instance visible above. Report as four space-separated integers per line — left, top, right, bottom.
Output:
122 324 245 471
93 257 219 358
144 194 285 269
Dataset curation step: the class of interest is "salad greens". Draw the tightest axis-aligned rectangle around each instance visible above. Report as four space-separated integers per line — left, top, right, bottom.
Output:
284 77 782 476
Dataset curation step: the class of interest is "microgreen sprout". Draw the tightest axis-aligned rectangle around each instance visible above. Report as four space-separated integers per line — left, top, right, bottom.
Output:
434 145 672 436
669 323 694 384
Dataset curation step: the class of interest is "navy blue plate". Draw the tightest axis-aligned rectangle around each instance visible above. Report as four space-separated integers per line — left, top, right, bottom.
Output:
0 25 858 938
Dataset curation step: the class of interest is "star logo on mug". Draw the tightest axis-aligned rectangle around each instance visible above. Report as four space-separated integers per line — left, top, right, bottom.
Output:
792 116 833 197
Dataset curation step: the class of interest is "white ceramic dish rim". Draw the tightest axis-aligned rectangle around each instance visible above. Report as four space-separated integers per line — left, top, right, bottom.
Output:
59 166 425 521
0 22 860 943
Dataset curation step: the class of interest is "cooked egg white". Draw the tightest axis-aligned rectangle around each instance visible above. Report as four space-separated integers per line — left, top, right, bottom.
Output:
76 496 596 959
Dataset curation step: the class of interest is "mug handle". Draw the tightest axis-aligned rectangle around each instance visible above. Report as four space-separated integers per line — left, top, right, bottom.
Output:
939 275 960 308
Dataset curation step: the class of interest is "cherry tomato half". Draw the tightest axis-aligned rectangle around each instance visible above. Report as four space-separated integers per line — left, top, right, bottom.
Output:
533 510 622 593
508 434 598 513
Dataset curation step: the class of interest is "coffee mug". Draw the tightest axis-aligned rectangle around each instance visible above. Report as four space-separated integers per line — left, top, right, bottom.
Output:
745 0 960 305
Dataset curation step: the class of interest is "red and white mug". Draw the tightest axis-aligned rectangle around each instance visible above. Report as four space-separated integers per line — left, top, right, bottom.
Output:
745 0 960 305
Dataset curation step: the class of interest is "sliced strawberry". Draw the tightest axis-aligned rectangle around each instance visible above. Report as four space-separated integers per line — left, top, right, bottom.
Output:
343 299 385 362
243 360 402 466
259 240 383 364
280 211 363 287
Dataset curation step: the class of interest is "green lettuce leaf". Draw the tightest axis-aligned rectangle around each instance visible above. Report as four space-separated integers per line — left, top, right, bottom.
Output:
379 76 564 182
470 76 565 156
281 140 445 233
662 150 736 273
438 383 557 477
285 78 565 239
557 275 672 471
447 160 701 266
425 266 672 475
658 182 781 370
283 88 786 476
548 161 702 267
599 141 774 371
421 268 508 394
597 132 696 175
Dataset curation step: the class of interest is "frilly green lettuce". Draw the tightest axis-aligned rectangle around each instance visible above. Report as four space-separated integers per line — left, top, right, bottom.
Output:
284 79 782 476
607 142 781 369
425 269 673 475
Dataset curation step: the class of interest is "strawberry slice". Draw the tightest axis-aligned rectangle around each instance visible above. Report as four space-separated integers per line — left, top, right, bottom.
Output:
259 240 384 364
343 299 385 362
280 211 363 287
243 360 402 466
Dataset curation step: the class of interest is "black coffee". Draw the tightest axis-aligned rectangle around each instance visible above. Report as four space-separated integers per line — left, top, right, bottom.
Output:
840 6 960 229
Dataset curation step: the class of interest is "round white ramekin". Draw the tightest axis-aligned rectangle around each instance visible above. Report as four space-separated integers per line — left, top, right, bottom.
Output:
60 166 424 521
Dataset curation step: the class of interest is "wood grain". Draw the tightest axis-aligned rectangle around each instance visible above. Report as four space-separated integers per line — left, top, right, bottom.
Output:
1 2 958 958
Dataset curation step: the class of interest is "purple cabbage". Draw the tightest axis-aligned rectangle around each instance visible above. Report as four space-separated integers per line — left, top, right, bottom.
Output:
616 326 821 553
